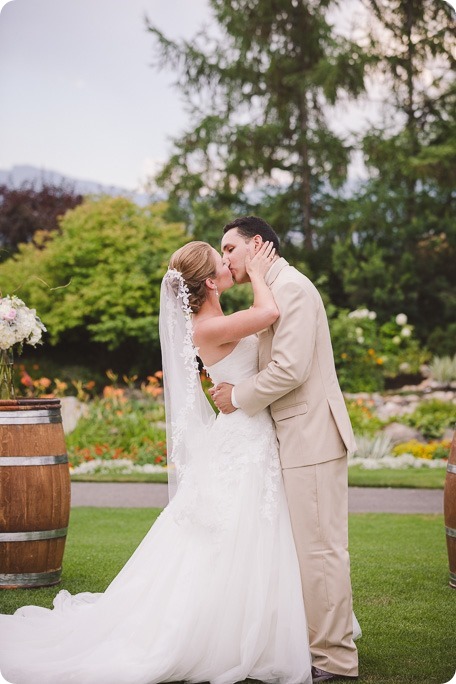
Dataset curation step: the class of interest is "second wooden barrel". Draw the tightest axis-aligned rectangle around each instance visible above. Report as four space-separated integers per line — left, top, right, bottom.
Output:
444 431 456 589
0 399 71 589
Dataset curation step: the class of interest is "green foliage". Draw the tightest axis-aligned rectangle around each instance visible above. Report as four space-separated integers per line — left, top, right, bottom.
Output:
400 399 456 440
220 282 252 316
0 197 188 352
330 1 456 343
345 398 385 436
147 0 369 246
331 181 456 344
66 395 166 467
329 306 385 391
427 323 456 357
377 316 429 378
145 0 455 351
430 354 456 384
329 306 428 392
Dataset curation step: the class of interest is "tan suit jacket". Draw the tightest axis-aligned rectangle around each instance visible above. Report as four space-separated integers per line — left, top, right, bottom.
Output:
235 258 356 467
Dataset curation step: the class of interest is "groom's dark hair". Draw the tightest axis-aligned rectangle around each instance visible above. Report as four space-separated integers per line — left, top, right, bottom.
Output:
223 216 281 255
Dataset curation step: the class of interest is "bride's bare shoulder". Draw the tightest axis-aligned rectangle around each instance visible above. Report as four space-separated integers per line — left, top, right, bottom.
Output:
192 312 228 341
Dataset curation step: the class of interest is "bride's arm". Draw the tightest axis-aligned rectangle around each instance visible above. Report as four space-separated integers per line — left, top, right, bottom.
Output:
194 242 279 347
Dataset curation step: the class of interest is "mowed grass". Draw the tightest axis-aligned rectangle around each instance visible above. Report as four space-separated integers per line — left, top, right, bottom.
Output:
71 466 447 488
349 514 455 684
0 509 454 684
348 465 446 489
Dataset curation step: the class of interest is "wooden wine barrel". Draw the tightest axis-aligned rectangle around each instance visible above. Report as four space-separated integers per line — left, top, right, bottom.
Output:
444 431 456 589
0 398 71 589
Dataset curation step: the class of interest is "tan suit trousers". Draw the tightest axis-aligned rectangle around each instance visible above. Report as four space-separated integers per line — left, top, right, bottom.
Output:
282 456 358 677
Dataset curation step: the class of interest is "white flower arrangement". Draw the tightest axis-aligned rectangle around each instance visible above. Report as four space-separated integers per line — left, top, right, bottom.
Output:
0 295 47 352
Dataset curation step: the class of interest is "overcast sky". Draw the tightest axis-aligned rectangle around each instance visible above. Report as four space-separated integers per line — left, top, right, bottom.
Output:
0 0 454 192
0 0 213 190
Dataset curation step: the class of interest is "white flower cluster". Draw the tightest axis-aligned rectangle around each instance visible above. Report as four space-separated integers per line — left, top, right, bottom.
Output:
392 313 413 341
70 458 167 475
0 295 47 351
395 313 408 326
348 308 377 320
348 453 447 470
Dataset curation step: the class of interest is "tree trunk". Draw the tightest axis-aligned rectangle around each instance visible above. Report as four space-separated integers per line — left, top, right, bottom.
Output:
404 0 418 224
300 90 313 250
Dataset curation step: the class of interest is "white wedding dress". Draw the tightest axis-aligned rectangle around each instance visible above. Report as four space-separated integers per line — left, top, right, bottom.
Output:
0 335 313 684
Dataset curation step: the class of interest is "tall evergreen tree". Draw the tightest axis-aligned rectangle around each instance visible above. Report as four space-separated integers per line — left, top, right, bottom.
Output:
332 0 456 342
361 0 455 215
147 0 368 250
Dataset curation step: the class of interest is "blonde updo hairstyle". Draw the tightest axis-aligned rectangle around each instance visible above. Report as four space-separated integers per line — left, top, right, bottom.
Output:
169 241 217 314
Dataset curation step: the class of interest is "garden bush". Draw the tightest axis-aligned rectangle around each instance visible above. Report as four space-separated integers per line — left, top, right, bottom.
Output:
329 307 429 392
429 354 456 384
400 399 456 440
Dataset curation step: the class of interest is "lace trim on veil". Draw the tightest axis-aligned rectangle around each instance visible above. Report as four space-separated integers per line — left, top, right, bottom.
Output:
160 269 215 500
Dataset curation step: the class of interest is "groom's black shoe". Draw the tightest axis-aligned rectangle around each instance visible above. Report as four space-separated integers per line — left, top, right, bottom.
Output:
312 666 358 682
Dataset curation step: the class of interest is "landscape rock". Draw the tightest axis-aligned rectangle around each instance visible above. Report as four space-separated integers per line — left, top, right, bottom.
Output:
442 428 455 442
60 396 89 434
381 422 426 445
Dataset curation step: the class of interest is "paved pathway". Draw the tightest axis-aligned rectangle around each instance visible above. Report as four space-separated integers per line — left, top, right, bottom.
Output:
71 482 444 514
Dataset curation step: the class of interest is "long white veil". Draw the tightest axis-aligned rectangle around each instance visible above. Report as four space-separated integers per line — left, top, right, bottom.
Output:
159 269 216 501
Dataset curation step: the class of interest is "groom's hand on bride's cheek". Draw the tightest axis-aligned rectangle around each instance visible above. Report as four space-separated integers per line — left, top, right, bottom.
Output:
209 383 236 414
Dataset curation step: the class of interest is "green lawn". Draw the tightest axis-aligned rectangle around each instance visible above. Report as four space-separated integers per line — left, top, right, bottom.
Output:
0 509 454 684
348 464 446 489
71 471 169 484
71 466 446 488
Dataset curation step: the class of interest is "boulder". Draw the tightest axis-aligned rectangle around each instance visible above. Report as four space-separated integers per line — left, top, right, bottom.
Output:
60 396 89 434
382 422 426 445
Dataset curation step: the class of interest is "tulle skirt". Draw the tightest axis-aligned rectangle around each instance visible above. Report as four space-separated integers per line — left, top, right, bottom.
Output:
0 410 312 684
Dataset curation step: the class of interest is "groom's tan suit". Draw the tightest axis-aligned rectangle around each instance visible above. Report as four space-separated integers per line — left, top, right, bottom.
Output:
234 257 358 677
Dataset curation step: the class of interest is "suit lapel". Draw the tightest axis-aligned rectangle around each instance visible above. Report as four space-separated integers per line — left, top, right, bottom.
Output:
266 257 289 287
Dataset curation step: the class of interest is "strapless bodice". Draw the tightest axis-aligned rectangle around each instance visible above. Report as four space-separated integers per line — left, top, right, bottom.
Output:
205 335 258 385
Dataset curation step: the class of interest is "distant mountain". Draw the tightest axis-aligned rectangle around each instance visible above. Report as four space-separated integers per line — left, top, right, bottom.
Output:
0 165 150 205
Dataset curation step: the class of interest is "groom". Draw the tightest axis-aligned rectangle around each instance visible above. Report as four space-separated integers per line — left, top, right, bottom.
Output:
210 216 359 683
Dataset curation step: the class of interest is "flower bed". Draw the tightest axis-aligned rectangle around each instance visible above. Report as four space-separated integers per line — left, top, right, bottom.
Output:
70 458 167 476
10 356 456 476
65 393 167 469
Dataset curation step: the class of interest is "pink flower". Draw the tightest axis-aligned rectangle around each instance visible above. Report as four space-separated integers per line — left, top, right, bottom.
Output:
3 309 16 321
1 309 17 321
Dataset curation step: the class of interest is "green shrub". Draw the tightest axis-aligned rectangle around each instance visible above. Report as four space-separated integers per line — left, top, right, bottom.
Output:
329 307 430 392
330 307 385 392
400 399 455 440
0 197 187 353
429 354 456 383
427 323 456 357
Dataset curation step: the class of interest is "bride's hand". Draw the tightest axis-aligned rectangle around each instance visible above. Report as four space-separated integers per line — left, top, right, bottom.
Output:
245 241 276 279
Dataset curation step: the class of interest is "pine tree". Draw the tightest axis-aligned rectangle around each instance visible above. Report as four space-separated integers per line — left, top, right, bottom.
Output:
147 0 368 249
331 0 456 341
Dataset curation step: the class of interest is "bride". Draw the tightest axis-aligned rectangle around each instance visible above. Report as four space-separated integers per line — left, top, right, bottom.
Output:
0 240 312 684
